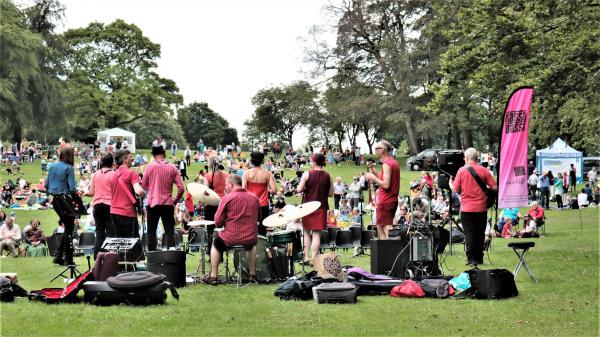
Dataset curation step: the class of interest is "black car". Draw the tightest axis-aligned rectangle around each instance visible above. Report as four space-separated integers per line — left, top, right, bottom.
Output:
406 149 441 171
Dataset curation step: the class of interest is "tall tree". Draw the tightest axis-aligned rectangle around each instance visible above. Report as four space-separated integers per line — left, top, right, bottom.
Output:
251 81 319 148
0 0 44 142
62 19 183 140
177 102 238 149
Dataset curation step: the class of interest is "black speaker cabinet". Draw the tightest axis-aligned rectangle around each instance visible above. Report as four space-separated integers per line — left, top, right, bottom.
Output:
437 150 465 178
147 250 187 287
370 238 410 278
101 237 143 262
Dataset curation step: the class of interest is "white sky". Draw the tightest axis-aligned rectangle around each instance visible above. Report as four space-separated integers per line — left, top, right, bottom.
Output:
43 0 348 148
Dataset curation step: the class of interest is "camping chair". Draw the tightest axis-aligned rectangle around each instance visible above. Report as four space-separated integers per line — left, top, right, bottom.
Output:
335 230 353 252
318 230 331 253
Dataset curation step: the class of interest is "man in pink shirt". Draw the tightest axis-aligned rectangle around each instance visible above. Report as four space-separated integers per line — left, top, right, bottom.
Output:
141 146 184 251
203 174 259 285
450 148 497 267
110 150 145 238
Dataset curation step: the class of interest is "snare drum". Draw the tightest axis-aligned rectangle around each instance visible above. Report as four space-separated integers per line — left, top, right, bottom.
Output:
267 230 296 246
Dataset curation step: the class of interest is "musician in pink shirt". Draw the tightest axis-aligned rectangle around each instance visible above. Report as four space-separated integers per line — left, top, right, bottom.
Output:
141 146 184 251
86 154 115 258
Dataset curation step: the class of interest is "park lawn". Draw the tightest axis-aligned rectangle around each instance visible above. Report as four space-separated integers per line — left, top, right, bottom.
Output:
1 158 599 336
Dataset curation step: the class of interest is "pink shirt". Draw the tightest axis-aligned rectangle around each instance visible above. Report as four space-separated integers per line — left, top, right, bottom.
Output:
141 159 184 207
453 163 497 213
110 166 141 217
215 189 260 246
91 168 114 206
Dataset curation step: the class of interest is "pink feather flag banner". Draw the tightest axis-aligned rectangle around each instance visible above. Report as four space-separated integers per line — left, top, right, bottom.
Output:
498 87 534 208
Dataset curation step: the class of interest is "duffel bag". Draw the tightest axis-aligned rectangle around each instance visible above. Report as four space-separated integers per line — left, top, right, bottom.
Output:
467 269 518 299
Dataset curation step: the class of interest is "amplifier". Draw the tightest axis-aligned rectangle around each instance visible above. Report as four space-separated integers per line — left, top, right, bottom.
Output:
101 237 143 262
437 150 465 178
411 236 434 262
370 238 410 278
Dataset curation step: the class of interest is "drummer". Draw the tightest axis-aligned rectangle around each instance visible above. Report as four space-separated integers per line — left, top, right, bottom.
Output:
203 174 260 285
242 152 276 236
296 153 333 265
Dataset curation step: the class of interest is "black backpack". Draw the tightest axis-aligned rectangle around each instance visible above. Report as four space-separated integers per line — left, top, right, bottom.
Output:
274 271 327 300
0 277 14 302
467 269 518 299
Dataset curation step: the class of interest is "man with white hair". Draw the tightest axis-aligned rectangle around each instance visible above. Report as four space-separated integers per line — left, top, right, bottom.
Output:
0 217 21 257
450 147 497 268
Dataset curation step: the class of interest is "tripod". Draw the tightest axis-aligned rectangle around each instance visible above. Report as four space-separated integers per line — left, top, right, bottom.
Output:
50 263 82 282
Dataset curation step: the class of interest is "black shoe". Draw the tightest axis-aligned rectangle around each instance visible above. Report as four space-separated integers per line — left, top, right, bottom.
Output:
465 260 479 268
52 256 64 265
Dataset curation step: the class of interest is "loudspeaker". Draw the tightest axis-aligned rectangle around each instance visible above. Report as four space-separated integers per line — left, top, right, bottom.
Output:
437 150 465 178
370 238 410 278
147 251 187 287
411 236 434 262
101 238 143 262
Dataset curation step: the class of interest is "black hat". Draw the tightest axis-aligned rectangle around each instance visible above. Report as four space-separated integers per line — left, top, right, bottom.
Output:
151 145 166 156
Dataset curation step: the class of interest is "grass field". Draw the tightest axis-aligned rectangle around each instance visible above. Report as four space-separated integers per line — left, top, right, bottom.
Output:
1 157 599 336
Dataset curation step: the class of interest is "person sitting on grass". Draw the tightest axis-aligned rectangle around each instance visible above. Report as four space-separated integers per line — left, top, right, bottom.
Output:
350 208 362 227
501 217 516 238
577 188 590 208
24 219 46 257
515 215 537 238
326 209 338 228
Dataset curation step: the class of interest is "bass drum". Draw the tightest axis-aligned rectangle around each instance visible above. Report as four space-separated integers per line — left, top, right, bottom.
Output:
233 236 272 283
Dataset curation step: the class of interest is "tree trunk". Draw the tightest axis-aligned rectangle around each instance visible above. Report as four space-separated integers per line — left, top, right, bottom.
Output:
446 127 452 149
462 128 473 148
12 120 22 143
453 123 462 149
336 131 344 152
403 117 419 155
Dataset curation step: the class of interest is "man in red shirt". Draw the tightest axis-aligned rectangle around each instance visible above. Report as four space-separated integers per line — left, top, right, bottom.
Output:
450 148 497 267
141 146 184 251
110 150 145 238
365 140 400 240
204 174 260 285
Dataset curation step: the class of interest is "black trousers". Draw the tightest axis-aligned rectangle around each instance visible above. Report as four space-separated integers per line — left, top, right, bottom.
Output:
540 187 550 209
180 169 189 181
258 206 269 236
146 205 175 251
110 214 139 238
51 196 75 262
556 194 563 209
93 203 113 258
460 211 487 264
334 194 342 210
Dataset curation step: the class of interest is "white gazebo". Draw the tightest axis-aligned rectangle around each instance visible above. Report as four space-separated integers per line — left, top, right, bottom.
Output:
97 127 136 152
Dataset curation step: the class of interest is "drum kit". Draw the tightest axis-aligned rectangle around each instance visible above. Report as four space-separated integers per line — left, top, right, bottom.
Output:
186 180 322 282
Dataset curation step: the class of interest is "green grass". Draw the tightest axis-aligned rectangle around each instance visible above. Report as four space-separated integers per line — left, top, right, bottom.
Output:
1 159 599 336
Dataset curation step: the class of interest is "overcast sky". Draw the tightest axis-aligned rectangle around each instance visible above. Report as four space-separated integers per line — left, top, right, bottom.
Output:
40 0 344 147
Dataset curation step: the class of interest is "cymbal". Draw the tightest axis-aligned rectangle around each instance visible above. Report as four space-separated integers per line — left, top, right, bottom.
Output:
263 211 295 228
188 220 215 227
286 201 321 220
187 183 220 206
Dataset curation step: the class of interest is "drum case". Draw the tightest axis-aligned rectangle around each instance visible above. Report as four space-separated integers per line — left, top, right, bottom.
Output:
82 281 176 306
146 251 186 287
312 282 358 304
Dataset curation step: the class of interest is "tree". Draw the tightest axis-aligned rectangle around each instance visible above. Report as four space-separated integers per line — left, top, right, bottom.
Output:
0 0 44 142
177 102 238 149
251 81 319 148
61 19 183 140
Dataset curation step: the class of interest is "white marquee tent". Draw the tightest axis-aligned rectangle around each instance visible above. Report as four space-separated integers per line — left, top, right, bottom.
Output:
97 128 136 152
536 138 583 183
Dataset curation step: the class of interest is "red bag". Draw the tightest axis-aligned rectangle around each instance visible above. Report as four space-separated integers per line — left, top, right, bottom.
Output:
390 279 425 298
28 271 91 304
449 285 455 296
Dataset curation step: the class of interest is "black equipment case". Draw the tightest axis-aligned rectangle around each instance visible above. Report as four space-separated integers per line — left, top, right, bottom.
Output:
467 269 518 299
83 271 179 306
312 282 358 304
146 251 186 287
346 277 404 296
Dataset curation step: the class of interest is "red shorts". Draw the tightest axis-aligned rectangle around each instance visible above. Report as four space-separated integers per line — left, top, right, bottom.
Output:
376 201 398 227
302 208 327 231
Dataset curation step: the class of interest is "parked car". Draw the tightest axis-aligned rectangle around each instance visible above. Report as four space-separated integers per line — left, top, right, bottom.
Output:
406 149 441 171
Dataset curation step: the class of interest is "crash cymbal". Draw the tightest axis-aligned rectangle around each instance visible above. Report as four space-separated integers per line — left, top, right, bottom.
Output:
263 211 294 228
187 220 216 227
286 201 321 220
187 182 221 206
